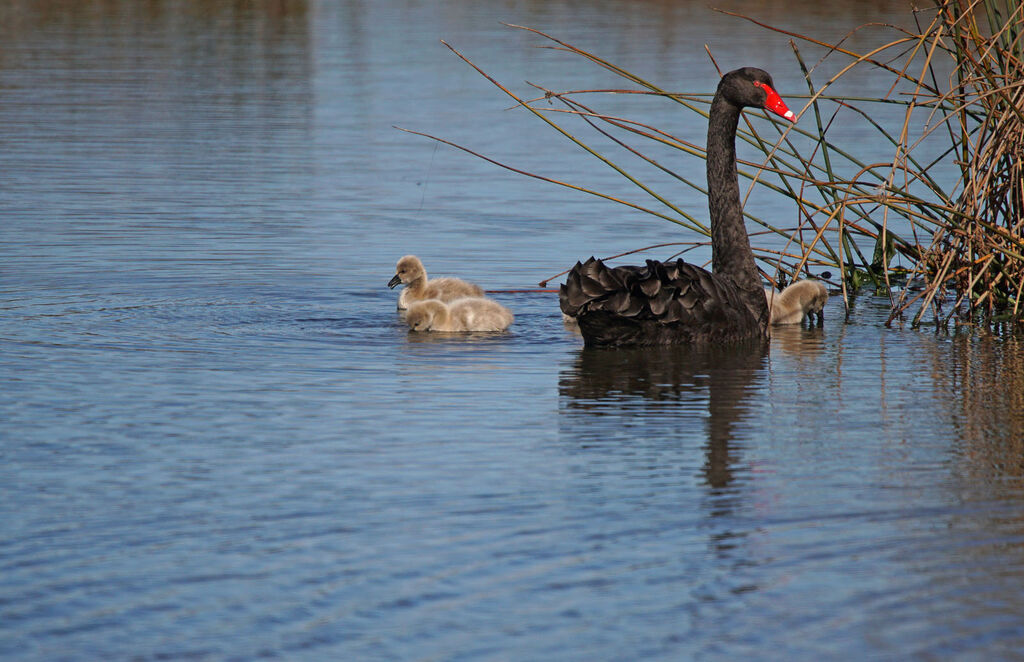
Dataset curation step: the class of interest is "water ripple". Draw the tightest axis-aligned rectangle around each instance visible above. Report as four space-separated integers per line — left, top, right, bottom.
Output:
4 1 1024 659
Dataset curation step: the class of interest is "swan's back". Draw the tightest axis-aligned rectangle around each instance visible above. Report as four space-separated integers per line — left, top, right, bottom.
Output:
560 257 764 347
449 297 514 332
425 278 484 301
398 278 483 310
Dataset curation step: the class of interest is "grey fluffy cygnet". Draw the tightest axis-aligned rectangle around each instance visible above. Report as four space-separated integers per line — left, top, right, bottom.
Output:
388 255 484 310
764 280 829 325
406 297 514 332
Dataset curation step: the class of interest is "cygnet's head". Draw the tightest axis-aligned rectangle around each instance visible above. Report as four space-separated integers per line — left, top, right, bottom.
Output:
388 255 425 289
405 299 445 331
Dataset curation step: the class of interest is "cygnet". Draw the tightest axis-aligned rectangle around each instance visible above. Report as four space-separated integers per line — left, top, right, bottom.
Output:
388 255 484 310
406 297 514 332
764 280 829 325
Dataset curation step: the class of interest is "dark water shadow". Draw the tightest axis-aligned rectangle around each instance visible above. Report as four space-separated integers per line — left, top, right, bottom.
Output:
557 340 771 583
559 340 768 487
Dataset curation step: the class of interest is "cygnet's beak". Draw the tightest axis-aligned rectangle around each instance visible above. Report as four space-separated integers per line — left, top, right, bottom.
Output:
387 274 402 289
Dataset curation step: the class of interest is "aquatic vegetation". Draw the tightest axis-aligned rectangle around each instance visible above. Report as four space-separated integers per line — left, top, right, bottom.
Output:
402 0 1024 330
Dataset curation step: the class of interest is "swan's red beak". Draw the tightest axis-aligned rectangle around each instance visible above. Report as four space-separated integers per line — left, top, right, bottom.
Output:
757 81 795 122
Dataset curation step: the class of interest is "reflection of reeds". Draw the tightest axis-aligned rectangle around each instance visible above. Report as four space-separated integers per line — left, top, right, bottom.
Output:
939 334 1024 478
404 1 1024 329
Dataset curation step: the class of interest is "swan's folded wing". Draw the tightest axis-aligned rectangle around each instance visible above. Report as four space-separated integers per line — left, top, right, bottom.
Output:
560 258 729 323
596 263 628 290
561 258 643 318
638 275 662 297
561 258 765 347
647 286 676 316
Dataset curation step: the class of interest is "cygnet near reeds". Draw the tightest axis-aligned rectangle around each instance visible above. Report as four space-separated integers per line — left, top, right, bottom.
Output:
388 255 484 310
764 280 829 325
405 297 514 332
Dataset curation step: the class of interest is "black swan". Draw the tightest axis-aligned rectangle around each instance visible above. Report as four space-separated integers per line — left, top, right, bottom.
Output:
388 255 484 310
765 280 828 325
559 67 795 347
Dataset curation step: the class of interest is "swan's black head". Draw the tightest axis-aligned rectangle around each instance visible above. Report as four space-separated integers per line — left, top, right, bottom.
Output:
718 67 795 121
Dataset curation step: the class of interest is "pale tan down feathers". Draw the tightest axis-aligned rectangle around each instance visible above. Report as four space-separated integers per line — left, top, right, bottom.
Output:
388 255 483 310
405 297 514 332
764 280 828 325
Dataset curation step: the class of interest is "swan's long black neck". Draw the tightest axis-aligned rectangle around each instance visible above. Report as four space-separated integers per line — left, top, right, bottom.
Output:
706 94 762 294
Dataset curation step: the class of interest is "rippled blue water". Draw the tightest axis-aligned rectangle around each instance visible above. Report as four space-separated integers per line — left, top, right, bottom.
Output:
3 1 1024 659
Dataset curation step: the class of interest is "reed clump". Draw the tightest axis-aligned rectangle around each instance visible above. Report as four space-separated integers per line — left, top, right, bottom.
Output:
922 0 1024 326
789 0 1024 328
404 0 1024 328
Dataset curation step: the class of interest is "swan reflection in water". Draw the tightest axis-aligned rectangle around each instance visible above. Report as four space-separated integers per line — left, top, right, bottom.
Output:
769 322 827 361
559 340 768 489
558 340 768 579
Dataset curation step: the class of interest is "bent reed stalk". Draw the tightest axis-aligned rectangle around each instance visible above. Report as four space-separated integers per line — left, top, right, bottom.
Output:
407 1 1024 329
738 0 1024 328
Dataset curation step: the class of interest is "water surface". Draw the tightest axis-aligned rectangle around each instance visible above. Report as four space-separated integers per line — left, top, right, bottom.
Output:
3 1 1024 659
